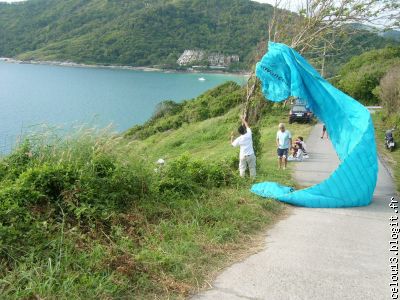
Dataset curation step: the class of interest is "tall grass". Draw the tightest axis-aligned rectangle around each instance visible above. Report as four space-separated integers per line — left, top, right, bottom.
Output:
0 122 287 299
373 112 400 192
0 80 314 298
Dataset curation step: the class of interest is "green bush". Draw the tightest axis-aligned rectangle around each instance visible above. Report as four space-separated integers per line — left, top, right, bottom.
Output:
0 141 34 181
156 155 237 196
334 46 400 105
375 65 400 115
0 132 153 265
0 183 49 264
151 100 183 121
18 164 77 205
0 128 244 268
125 81 243 139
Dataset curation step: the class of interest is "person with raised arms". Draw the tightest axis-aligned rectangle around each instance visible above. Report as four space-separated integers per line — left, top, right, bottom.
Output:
231 116 256 178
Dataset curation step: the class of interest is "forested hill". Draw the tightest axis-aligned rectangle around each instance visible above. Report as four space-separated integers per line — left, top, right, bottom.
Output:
0 0 397 71
0 0 274 68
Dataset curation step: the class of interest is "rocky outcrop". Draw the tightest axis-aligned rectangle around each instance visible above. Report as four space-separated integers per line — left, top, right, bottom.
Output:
177 50 239 67
177 50 206 66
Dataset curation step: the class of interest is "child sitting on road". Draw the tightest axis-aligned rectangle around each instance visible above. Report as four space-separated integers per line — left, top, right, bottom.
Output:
288 143 303 161
296 137 309 159
292 142 299 157
288 137 309 161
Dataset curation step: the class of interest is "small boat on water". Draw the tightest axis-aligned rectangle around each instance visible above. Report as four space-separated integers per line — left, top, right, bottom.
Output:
198 77 206 81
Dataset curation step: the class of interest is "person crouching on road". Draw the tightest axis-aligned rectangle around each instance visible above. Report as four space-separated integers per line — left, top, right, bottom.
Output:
231 116 256 178
296 136 309 158
276 123 292 170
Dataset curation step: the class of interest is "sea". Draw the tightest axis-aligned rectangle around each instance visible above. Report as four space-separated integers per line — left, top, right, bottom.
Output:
0 61 246 152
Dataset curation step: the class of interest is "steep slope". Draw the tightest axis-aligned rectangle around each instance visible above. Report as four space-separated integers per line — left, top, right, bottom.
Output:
0 0 274 68
0 0 396 72
0 81 312 299
382 30 400 42
334 46 400 104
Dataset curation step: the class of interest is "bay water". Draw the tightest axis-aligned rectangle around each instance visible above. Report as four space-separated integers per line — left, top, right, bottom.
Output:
0 61 245 152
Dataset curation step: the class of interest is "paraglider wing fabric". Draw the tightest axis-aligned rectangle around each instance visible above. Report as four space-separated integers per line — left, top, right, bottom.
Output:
252 42 378 208
251 182 294 198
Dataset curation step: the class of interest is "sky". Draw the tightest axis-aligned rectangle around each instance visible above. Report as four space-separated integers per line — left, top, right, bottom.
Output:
254 0 303 11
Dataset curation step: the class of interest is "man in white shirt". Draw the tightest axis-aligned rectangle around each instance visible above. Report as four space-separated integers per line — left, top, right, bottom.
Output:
231 116 256 178
276 123 292 170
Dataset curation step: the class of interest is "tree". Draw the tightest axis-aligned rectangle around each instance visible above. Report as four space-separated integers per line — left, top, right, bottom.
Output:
151 100 182 121
268 0 399 54
243 0 399 118
334 46 400 104
377 65 400 115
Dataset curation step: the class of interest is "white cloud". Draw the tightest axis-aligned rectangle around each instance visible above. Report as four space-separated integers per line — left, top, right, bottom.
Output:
253 0 304 12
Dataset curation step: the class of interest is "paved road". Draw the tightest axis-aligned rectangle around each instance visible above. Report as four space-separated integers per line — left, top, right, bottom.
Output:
192 124 394 300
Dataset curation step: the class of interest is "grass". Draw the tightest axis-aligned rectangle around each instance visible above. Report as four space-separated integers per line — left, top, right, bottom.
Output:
373 111 400 192
125 106 311 299
0 84 313 299
1 187 282 299
131 106 312 186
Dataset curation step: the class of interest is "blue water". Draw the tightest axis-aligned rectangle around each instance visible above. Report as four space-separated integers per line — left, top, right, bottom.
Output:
0 61 245 150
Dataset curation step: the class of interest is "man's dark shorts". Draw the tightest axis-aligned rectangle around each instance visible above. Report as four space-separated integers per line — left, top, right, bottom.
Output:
277 148 289 158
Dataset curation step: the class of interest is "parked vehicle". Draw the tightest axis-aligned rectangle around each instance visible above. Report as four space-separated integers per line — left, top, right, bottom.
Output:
385 129 396 152
289 104 312 124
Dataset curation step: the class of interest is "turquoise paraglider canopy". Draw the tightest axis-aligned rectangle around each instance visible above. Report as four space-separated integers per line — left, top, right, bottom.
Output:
251 42 378 208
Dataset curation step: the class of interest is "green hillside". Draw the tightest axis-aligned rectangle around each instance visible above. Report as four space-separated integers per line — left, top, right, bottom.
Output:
0 82 312 298
0 0 396 72
382 30 400 42
0 0 275 69
334 46 400 104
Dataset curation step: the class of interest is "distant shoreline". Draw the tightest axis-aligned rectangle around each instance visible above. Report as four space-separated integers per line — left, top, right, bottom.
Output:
0 57 251 77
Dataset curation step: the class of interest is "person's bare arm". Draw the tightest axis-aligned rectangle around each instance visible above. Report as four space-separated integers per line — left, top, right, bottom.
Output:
231 131 235 145
241 116 250 129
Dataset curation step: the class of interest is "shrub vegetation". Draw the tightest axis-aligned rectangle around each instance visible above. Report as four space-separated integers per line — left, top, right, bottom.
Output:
334 46 400 105
0 82 315 299
125 81 244 139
